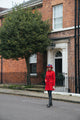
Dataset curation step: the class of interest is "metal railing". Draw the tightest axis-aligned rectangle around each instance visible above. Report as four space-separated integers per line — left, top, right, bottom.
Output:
0 72 77 93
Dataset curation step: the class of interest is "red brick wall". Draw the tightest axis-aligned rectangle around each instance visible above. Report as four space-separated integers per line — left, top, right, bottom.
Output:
68 37 75 93
63 0 75 28
39 0 75 29
37 53 44 73
2 59 27 84
0 54 44 84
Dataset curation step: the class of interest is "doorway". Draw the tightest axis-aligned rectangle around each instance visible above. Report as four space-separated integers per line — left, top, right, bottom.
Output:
55 51 62 76
55 51 63 86
55 59 62 76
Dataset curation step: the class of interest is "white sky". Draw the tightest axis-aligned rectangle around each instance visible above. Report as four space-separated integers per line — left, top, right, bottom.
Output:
0 0 30 8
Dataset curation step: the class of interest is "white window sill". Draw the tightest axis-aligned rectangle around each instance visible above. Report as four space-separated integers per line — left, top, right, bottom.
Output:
51 26 75 33
30 73 37 76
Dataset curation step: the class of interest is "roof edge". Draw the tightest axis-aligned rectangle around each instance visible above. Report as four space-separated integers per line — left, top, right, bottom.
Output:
0 0 43 17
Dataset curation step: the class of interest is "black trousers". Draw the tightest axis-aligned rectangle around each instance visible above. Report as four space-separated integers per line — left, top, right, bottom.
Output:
48 90 52 105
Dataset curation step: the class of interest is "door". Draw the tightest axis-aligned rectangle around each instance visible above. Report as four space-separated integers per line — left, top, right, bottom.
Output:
55 59 62 76
55 51 63 86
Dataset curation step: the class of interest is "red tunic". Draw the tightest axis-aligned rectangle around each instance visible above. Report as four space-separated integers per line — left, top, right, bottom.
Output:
45 70 55 91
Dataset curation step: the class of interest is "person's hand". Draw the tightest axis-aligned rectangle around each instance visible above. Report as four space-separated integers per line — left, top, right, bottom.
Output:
53 86 55 89
45 79 47 82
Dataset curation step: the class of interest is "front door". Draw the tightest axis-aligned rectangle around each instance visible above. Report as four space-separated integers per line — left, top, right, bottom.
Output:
55 51 63 86
55 59 62 76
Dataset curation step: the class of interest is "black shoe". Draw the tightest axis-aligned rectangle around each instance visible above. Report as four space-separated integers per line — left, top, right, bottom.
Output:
50 103 53 106
47 104 51 108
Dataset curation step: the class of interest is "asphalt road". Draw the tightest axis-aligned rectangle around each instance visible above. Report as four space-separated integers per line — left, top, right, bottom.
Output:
0 94 80 120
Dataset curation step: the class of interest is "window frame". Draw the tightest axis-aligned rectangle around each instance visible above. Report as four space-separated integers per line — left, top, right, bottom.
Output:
52 4 63 30
30 63 37 74
29 54 37 76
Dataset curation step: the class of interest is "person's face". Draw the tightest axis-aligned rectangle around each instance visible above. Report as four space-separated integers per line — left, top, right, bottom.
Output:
48 67 51 71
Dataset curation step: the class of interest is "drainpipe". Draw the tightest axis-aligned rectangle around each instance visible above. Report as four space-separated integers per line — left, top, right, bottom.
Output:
78 0 80 93
75 0 77 93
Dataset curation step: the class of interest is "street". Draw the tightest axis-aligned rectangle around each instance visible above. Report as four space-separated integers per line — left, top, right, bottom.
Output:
0 94 80 120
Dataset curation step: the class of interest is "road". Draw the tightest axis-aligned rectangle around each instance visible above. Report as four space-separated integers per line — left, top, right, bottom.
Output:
0 94 80 120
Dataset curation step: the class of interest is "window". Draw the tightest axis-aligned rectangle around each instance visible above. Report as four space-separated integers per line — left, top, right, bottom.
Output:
55 51 62 76
30 63 36 73
53 4 63 30
29 54 37 74
55 51 62 57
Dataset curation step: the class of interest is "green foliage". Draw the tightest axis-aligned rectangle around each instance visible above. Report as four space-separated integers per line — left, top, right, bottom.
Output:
56 73 65 86
0 84 33 90
0 5 50 60
41 72 46 85
0 5 50 85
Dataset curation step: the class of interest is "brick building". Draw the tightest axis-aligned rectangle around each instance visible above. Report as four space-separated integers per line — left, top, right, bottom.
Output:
0 0 80 93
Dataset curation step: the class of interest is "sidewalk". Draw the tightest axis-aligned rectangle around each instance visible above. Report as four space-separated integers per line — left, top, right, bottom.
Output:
0 88 80 104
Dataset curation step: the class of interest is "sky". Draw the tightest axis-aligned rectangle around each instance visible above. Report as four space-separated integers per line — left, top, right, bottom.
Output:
0 0 30 8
